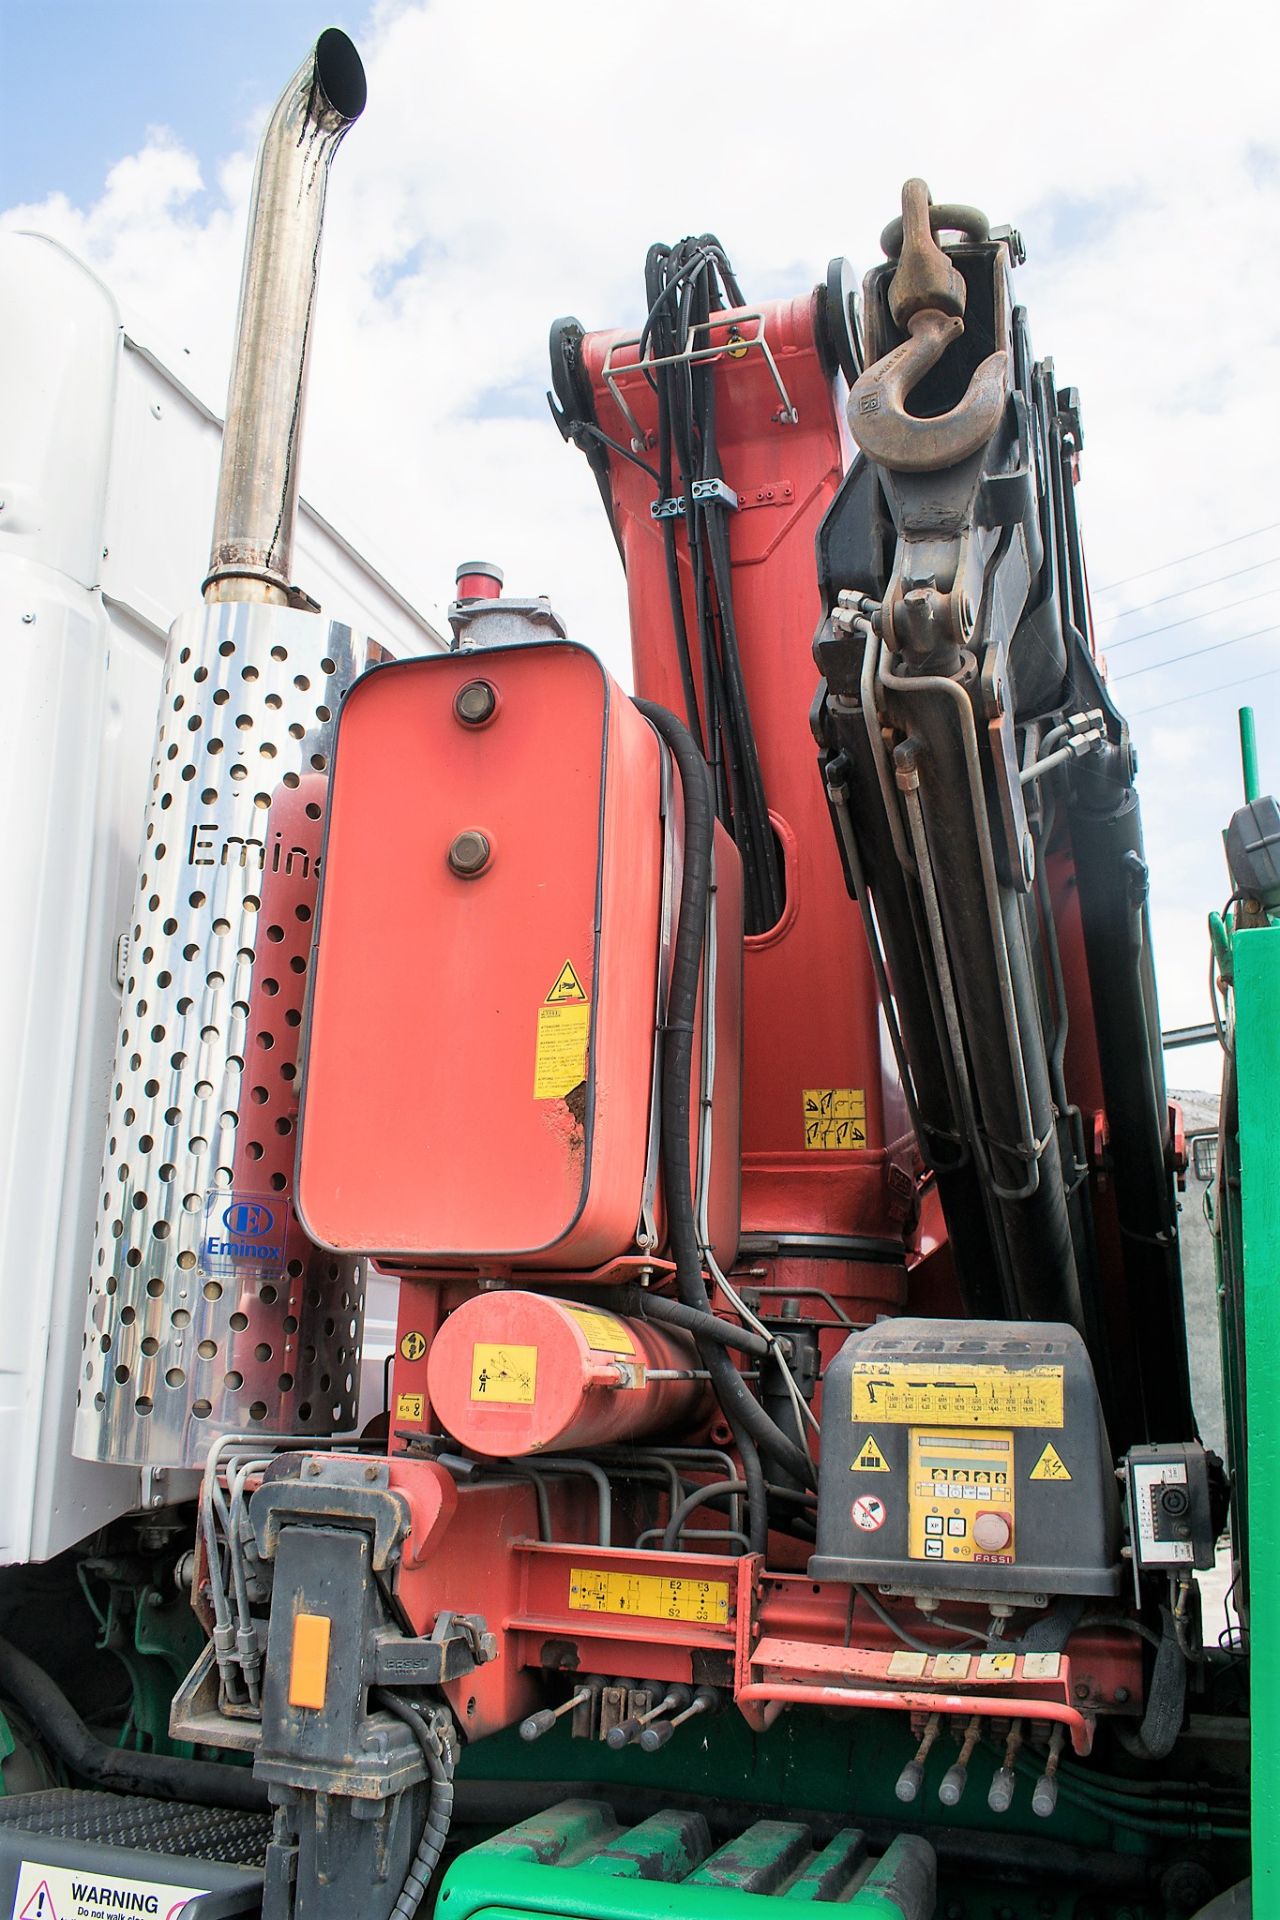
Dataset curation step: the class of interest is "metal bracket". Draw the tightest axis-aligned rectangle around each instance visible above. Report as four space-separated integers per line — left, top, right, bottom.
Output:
649 478 739 520
372 1611 498 1686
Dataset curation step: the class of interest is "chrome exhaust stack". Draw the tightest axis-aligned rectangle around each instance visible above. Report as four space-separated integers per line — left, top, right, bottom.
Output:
205 28 366 607
78 35 380 1470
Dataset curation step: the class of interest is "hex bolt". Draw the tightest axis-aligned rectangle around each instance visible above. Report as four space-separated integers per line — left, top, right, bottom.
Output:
447 829 492 877
938 1714 982 1807
605 1685 690 1750
454 680 498 727
519 1686 591 1742
1032 1723 1065 1817
988 1719 1023 1813
895 1712 941 1803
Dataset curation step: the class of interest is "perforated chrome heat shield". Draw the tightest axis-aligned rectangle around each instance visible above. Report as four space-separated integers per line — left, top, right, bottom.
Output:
76 602 383 1466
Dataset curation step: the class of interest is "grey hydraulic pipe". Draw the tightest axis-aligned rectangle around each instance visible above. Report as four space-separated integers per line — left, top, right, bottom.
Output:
204 29 367 604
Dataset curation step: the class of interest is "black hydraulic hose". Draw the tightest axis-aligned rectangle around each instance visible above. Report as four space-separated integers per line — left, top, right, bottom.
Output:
618 1286 770 1358
378 1691 455 1920
733 1422 769 1555
632 697 815 1491
0 1635 269 1812
661 1479 749 1552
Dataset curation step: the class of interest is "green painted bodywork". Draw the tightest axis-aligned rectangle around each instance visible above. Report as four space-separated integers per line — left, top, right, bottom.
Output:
437 1800 928 1920
1234 921 1280 1901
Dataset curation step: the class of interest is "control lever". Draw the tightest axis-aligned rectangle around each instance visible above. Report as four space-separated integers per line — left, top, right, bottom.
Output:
638 1685 721 1752
894 1713 941 1803
987 1720 1023 1813
938 1714 983 1806
519 1686 592 1742
1032 1724 1065 1817
605 1686 691 1750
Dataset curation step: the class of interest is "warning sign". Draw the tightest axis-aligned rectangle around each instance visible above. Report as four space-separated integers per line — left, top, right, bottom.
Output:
851 1494 887 1532
852 1433 890 1473
13 1862 209 1920
399 1330 427 1362
534 1001 590 1099
545 960 588 1003
563 1305 635 1355
470 1342 538 1404
1029 1441 1072 1481
803 1088 867 1151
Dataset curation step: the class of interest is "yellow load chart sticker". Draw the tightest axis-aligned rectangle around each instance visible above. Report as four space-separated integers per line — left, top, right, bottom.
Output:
470 1343 538 1404
534 958 590 1099
569 1567 730 1624
804 1088 867 1149
852 1362 1064 1428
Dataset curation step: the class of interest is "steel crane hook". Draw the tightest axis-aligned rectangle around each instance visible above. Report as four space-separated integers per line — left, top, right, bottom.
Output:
848 179 1009 475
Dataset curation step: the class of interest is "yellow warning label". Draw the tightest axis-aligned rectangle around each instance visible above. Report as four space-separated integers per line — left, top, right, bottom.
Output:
1030 1441 1072 1481
395 1392 425 1423
546 959 588 1003
399 1330 427 1362
804 1088 867 1150
569 1567 730 1624
563 1305 636 1355
470 1343 538 1403
534 1001 590 1099
852 1363 1064 1428
852 1433 890 1473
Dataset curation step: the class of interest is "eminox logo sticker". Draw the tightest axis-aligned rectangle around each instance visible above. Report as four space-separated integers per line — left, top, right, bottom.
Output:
202 1194 287 1281
187 823 320 880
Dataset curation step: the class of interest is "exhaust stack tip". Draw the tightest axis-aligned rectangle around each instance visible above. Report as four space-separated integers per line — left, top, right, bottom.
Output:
313 27 368 124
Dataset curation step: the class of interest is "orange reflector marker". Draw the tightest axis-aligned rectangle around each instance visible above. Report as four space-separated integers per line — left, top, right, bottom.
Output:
289 1612 332 1710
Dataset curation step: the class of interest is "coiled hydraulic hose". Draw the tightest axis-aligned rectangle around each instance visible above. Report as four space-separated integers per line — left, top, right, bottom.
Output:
378 1692 455 1920
633 697 815 1502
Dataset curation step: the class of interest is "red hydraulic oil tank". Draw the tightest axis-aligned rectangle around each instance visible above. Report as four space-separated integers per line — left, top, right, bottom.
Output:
426 1292 706 1455
297 640 742 1275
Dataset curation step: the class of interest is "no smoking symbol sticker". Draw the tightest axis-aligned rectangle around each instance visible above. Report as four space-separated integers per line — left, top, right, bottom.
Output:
852 1494 887 1532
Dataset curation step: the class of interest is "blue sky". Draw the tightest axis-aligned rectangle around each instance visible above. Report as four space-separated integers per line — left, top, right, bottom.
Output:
2 1 366 207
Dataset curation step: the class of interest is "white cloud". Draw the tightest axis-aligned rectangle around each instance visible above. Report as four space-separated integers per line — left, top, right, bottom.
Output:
6 0 1278 1085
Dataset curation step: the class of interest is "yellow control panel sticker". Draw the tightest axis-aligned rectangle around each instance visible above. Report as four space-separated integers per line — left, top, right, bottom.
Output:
908 1427 1016 1565
470 1343 538 1403
803 1088 867 1150
395 1392 425 1423
852 1362 1064 1428
563 1305 636 1354
569 1567 729 1624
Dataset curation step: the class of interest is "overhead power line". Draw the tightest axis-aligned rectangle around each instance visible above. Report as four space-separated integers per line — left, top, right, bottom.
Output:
1113 621 1280 683
1131 663 1280 718
1093 519 1280 595
1099 553 1280 624
1103 585 1280 653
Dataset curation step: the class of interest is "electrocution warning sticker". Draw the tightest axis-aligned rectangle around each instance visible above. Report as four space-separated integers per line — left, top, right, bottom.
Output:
534 958 590 1099
12 1862 209 1920
470 1342 538 1403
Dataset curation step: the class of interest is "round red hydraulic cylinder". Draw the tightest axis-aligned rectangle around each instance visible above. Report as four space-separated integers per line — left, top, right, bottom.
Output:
426 1291 706 1456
